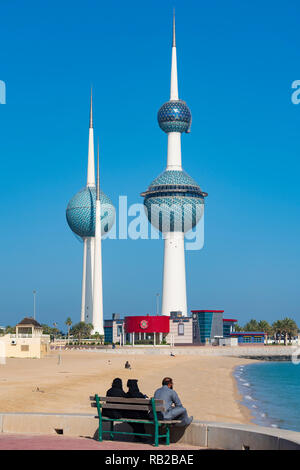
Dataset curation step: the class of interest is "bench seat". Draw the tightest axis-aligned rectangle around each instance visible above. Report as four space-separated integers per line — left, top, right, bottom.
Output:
90 395 181 446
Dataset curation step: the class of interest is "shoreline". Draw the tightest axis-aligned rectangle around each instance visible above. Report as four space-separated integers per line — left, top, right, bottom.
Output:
233 361 278 430
232 360 300 433
231 363 256 425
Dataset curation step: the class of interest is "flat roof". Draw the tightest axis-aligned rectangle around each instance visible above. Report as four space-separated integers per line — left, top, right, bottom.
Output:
191 310 224 313
230 332 266 336
223 319 238 323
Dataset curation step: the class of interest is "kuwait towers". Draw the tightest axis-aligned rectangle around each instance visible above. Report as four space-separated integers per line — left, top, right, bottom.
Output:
66 92 115 334
142 14 207 316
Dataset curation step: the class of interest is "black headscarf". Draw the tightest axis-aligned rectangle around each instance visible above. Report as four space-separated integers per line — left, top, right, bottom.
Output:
104 377 126 418
112 378 123 389
106 378 126 398
126 379 147 399
125 379 148 420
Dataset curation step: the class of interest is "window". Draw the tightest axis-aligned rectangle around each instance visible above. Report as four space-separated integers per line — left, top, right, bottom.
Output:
243 336 252 343
117 326 122 337
253 336 263 343
21 345 29 352
178 323 184 336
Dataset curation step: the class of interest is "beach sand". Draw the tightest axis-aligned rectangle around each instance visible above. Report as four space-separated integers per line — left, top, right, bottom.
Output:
0 351 255 424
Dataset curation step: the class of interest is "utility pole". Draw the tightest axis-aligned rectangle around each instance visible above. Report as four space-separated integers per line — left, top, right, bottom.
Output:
33 290 36 320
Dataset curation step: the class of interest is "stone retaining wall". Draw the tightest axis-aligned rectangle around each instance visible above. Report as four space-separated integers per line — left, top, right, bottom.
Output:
61 345 299 358
1 412 300 450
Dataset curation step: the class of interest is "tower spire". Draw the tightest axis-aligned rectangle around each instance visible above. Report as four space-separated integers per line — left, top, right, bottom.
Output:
172 8 176 47
96 139 100 201
89 87 93 128
87 88 95 187
170 10 178 100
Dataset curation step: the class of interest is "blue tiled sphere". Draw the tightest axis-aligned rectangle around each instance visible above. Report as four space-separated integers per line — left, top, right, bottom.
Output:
66 187 115 238
142 170 206 233
157 100 192 133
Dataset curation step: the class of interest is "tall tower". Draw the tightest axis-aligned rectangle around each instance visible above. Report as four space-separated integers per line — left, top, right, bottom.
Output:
142 14 207 316
66 92 115 331
92 142 104 335
82 90 95 323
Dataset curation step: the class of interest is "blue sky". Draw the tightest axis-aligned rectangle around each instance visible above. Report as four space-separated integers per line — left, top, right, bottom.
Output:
0 0 300 330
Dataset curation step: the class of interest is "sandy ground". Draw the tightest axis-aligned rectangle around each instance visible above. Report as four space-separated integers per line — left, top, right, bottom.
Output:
0 351 255 424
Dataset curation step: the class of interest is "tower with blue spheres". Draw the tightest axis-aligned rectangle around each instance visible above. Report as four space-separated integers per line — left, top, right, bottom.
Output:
66 92 115 333
142 14 207 316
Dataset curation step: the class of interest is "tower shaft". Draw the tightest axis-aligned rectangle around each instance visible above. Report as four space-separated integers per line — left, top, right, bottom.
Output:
162 232 187 316
167 133 182 169
92 143 104 335
92 202 104 334
81 237 95 323
80 239 87 322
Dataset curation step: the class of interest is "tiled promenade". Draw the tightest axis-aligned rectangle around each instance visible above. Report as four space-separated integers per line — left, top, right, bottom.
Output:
0 433 202 450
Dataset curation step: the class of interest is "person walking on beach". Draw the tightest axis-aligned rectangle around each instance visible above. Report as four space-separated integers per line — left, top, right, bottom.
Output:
154 377 193 426
124 361 131 369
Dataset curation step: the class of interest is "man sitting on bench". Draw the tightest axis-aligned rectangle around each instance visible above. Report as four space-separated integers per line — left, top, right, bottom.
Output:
154 377 193 427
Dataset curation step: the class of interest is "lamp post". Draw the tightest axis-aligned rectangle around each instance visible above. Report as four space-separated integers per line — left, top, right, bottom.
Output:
33 290 36 320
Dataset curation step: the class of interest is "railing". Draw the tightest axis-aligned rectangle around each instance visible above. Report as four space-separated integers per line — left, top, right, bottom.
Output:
10 334 50 339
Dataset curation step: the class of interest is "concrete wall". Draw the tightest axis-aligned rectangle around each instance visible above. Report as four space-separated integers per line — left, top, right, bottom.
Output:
112 323 119 343
166 320 193 345
219 338 238 347
66 345 298 358
0 335 50 359
170 421 300 450
1 413 300 450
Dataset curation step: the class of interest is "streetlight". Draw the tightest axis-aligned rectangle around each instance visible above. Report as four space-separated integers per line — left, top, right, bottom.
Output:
33 290 36 320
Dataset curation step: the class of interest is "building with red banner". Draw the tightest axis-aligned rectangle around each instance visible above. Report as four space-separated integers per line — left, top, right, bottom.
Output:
104 310 240 346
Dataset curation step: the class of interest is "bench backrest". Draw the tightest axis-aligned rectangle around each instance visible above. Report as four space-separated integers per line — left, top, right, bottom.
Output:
90 395 165 412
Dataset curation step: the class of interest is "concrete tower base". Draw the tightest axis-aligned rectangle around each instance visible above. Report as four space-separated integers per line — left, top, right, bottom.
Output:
161 231 187 316
81 237 95 324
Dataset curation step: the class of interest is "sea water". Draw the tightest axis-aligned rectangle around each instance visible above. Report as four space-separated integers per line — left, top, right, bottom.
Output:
234 361 300 432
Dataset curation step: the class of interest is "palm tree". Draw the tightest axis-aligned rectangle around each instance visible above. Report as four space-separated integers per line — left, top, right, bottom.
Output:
5 325 16 334
70 322 93 344
272 320 283 344
92 331 105 345
244 319 260 331
280 318 298 345
272 318 298 345
65 317 72 344
233 323 243 332
52 322 59 342
257 320 272 344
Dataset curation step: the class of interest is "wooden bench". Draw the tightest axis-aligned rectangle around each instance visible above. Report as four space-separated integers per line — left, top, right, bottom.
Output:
90 395 180 446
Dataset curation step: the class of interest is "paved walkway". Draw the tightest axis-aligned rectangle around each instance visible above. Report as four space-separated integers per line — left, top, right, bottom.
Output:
0 434 203 450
